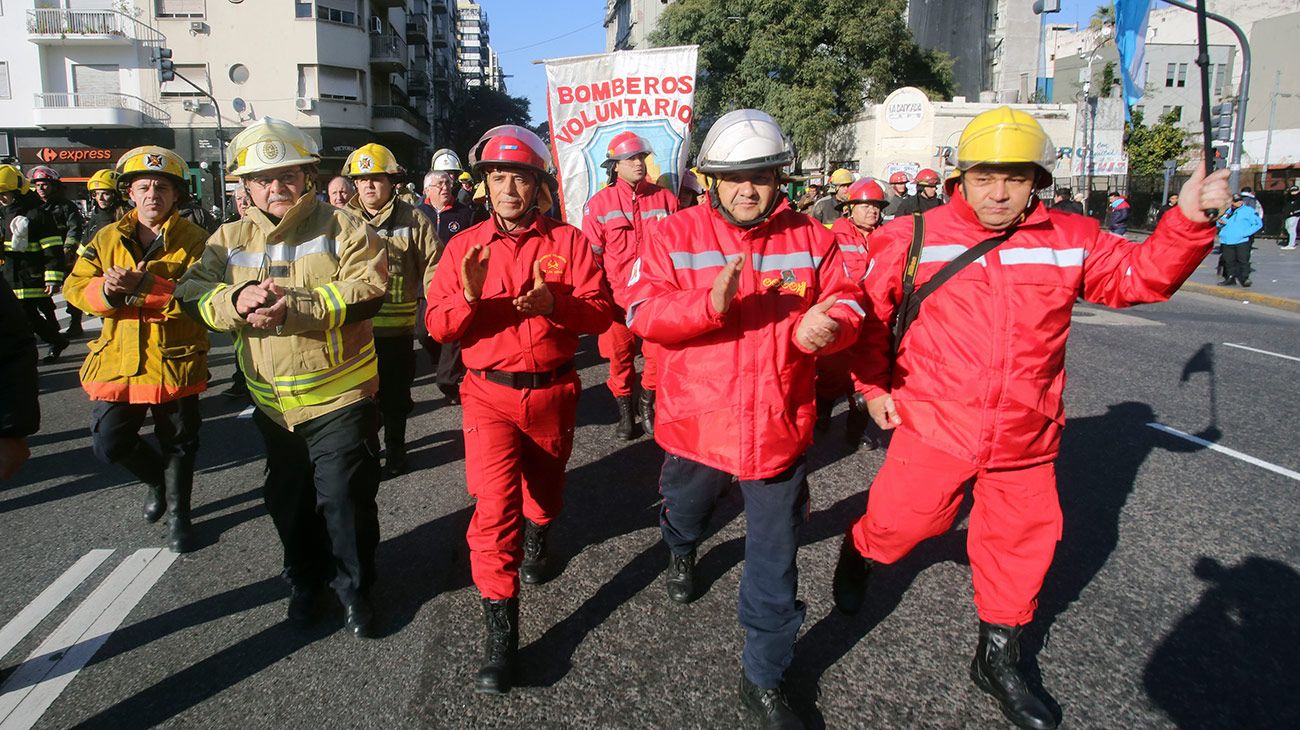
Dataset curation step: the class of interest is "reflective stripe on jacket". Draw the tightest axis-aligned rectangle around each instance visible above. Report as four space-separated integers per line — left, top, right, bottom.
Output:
64 208 211 403
176 194 388 430
853 190 1216 468
346 194 442 336
828 217 874 283
582 177 678 310
626 199 865 479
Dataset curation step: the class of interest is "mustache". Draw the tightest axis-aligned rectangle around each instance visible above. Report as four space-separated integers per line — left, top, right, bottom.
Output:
268 193 295 204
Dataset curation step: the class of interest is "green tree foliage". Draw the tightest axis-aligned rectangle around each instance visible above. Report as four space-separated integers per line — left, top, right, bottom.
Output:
447 86 533 158
1125 108 1190 175
649 0 954 156
1090 2 1116 31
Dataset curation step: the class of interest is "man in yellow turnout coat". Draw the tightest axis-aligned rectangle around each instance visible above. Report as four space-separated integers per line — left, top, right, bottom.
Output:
342 143 441 478
176 118 389 638
64 146 211 553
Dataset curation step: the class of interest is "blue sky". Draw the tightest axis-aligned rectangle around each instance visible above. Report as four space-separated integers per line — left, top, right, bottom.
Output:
488 0 1113 126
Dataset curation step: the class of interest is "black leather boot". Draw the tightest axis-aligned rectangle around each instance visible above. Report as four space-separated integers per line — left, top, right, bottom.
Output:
519 519 552 585
476 598 519 694
342 594 376 639
970 621 1057 730
286 584 320 628
739 672 803 729
382 417 408 480
638 388 656 437
65 309 83 339
615 395 640 440
665 548 696 604
814 397 834 433
164 454 197 554
845 406 880 451
117 440 166 523
831 531 873 615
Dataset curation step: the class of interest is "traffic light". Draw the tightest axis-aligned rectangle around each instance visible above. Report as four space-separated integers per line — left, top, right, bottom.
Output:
157 48 174 83
1210 101 1234 142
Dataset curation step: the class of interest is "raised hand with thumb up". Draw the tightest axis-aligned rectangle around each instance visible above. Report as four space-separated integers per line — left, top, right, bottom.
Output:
795 297 841 352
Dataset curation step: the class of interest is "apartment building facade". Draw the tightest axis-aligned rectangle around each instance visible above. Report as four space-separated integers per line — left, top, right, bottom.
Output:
455 0 501 91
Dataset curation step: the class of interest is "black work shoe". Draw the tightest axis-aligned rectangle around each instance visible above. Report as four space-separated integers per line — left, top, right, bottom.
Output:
665 548 696 604
476 598 519 694
1218 277 1235 286
142 483 166 523
971 621 1057 730
1240 278 1252 287
845 407 881 451
615 395 641 440
287 585 319 627
519 519 552 585
831 532 873 615
381 448 408 480
43 335 69 364
739 673 803 729
65 323 84 339
343 596 376 639
222 381 249 399
638 388 656 437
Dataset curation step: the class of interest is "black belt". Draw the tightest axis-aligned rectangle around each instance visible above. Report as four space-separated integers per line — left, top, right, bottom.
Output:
470 360 575 389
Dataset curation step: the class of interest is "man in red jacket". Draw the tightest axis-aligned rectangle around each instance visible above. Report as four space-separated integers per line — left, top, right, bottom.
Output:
627 109 863 729
424 125 613 696
831 107 1231 730
583 131 679 440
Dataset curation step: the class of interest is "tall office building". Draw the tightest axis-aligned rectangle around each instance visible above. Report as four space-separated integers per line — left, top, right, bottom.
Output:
455 0 502 91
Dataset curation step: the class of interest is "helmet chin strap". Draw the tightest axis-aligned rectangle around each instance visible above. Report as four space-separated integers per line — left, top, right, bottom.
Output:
709 178 779 229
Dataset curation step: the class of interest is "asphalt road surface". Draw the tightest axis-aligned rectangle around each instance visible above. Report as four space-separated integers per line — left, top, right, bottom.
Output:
2 290 1297 729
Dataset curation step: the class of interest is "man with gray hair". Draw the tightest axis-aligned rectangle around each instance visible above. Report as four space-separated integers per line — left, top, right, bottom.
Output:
327 175 355 208
416 169 478 403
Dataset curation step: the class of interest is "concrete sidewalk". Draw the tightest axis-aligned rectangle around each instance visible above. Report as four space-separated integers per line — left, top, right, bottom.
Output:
1133 231 1300 312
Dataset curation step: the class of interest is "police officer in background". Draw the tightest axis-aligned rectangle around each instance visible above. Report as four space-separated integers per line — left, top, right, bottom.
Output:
177 117 388 639
425 124 613 695
342 143 442 478
65 146 212 553
627 109 863 728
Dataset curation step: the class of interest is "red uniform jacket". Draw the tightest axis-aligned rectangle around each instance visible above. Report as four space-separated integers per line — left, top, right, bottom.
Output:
829 217 874 283
627 199 866 479
424 214 614 371
582 178 678 310
853 192 1216 468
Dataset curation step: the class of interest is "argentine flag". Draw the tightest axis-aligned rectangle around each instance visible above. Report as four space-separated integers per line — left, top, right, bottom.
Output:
1116 0 1155 120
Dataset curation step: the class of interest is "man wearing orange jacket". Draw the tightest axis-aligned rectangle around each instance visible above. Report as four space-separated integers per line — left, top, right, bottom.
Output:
627 109 863 729
582 131 678 439
832 107 1231 730
425 125 613 695
64 146 212 553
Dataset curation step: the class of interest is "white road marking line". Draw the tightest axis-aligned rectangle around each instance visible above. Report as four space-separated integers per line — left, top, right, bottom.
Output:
1223 342 1300 363
1147 422 1300 483
0 550 114 662
0 548 178 730
237 405 255 419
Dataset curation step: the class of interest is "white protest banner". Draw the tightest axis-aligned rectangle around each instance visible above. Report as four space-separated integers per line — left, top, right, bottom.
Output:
544 46 698 224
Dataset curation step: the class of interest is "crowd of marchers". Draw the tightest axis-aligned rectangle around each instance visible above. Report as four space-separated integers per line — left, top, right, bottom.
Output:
0 105 1231 730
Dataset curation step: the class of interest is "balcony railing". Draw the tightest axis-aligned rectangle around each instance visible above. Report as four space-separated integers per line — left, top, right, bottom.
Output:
369 33 407 70
33 92 170 126
407 13 428 40
26 9 163 43
407 70 430 95
373 104 430 135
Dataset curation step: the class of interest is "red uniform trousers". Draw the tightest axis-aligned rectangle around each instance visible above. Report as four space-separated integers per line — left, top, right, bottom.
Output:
462 370 581 600
849 429 1062 626
597 321 658 397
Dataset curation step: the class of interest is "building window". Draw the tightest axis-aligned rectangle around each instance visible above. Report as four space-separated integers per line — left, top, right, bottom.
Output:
1214 63 1227 95
1134 104 1145 118
1176 63 1188 88
1162 105 1172 117
316 0 359 26
295 1 312 18
162 64 210 96
155 0 205 18
306 64 364 101
1165 63 1176 88
1171 105 1182 121
0 62 9 100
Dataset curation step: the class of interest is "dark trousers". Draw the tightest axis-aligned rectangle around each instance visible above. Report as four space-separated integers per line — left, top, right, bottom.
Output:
253 400 381 602
659 453 810 688
1219 241 1253 282
21 298 62 346
375 334 415 446
417 299 464 398
90 395 201 472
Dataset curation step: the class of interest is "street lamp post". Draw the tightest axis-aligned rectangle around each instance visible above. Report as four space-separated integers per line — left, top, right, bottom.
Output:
1263 69 1296 183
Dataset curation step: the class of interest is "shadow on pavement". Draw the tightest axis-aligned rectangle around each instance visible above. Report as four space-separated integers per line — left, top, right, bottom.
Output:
1142 556 1300 729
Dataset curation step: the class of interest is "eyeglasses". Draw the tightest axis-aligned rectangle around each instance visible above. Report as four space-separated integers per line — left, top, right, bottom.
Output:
246 170 304 190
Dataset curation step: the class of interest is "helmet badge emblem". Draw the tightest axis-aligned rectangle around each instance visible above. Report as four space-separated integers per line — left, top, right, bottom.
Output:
144 154 165 170
260 140 284 163
357 154 374 173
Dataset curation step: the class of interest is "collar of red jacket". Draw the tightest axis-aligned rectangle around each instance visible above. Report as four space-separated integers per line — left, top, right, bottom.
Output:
612 176 666 198
948 185 1051 232
706 194 794 232
490 209 556 243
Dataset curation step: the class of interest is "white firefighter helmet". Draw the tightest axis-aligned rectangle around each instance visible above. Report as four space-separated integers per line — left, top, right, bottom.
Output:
696 109 794 174
430 148 463 173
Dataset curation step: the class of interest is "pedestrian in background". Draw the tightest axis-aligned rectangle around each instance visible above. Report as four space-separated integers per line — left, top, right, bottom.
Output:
417 169 476 403
1050 187 1083 215
64 146 212 554
0 165 69 363
1106 190 1131 235
0 276 39 481
28 166 86 338
809 168 854 225
628 109 863 728
1215 194 1262 286
326 176 355 208
177 118 388 639
1281 185 1299 250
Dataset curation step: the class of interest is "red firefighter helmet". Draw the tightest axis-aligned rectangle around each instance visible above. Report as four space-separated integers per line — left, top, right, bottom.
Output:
28 166 61 183
914 168 941 186
469 124 555 185
606 131 653 162
887 171 910 185
838 178 889 209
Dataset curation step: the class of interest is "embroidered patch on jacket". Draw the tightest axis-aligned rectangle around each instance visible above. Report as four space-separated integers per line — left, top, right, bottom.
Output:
538 253 567 277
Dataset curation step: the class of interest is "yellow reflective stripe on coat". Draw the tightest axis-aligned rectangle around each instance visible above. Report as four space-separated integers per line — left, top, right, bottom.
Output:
197 283 232 329
44 269 64 284
243 340 378 411
38 235 63 251
13 287 48 299
374 300 417 329
315 282 347 329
